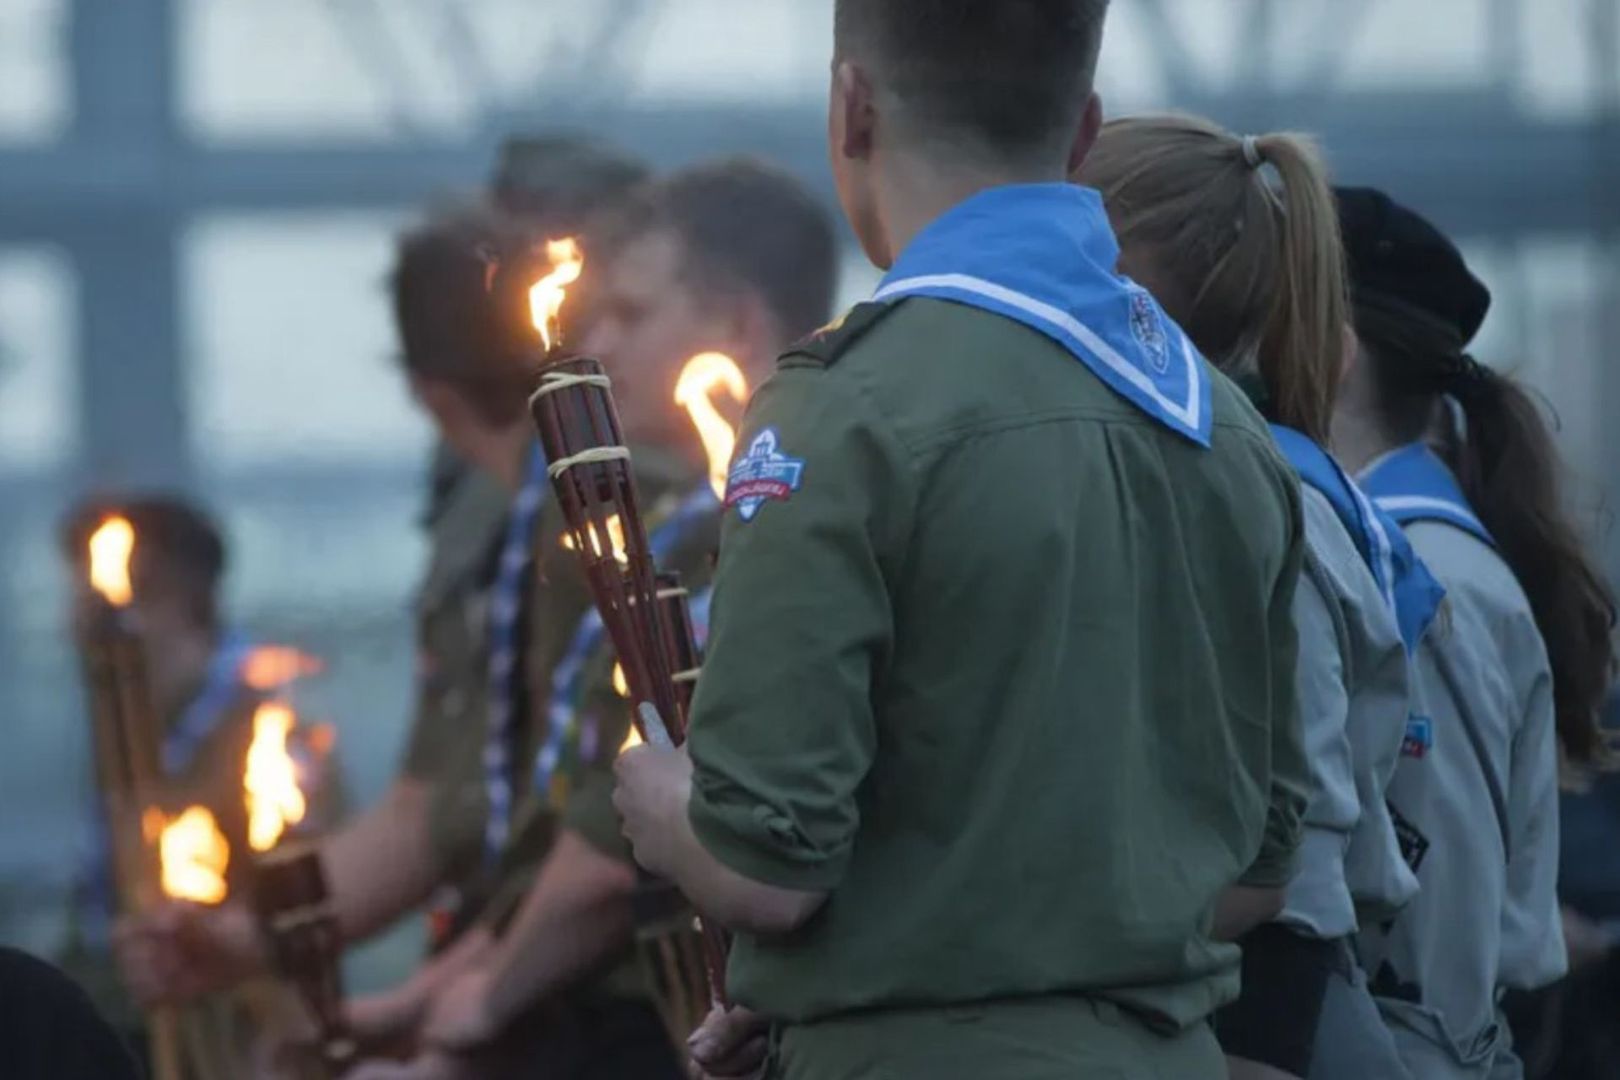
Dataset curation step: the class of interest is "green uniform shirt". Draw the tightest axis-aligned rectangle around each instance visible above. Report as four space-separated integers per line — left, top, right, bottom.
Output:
687 299 1308 1030
406 465 510 922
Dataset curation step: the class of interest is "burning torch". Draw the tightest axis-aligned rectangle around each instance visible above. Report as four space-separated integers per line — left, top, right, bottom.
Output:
242 699 356 1077
523 239 731 1044
78 516 195 1080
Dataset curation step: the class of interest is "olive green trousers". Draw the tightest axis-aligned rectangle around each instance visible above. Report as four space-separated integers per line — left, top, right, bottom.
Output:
770 996 1225 1080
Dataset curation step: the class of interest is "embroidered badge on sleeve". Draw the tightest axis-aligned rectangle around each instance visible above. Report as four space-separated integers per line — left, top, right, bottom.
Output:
724 428 805 522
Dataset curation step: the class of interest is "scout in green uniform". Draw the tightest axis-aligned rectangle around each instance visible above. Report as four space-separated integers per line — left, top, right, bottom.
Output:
410 160 837 1076
113 146 650 1036
613 3 1310 1078
59 495 339 1075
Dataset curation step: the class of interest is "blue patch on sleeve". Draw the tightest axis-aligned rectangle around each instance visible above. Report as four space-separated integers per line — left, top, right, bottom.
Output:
724 428 806 522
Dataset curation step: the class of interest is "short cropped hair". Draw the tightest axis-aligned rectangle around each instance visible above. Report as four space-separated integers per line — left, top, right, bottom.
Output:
834 0 1111 162
389 205 545 425
488 135 650 228
599 158 838 342
60 495 227 628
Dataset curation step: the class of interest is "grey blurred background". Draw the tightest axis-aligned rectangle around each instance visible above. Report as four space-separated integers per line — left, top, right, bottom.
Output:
0 0 1616 992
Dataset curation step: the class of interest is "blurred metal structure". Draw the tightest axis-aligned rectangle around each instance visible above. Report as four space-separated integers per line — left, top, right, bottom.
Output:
0 0 1616 488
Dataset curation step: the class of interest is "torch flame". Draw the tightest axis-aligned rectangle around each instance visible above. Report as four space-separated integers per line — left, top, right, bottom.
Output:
149 806 230 905
245 702 308 853
674 353 750 500
88 516 136 607
529 238 584 352
562 515 628 565
621 724 644 754
240 646 325 691
612 662 629 698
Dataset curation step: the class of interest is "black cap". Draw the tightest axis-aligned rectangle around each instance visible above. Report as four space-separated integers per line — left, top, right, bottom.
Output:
1336 186 1491 348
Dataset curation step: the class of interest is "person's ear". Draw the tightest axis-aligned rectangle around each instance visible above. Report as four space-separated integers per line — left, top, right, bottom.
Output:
833 60 876 163
1067 93 1104 178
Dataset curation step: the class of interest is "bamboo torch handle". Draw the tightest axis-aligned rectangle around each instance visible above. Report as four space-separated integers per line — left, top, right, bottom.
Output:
148 1007 184 1080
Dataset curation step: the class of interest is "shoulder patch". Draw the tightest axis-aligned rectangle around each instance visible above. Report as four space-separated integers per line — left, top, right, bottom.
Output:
724 427 806 522
781 302 895 368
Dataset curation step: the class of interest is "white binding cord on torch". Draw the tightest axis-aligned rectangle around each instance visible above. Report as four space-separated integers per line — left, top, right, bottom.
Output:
547 446 632 481
527 369 614 408
528 371 634 479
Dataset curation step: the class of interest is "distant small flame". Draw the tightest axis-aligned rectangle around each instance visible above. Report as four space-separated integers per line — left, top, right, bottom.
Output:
562 515 628 565
612 662 629 698
529 238 584 352
151 806 230 905
88 516 136 607
674 353 750 500
240 646 325 691
621 724 644 753
245 702 308 853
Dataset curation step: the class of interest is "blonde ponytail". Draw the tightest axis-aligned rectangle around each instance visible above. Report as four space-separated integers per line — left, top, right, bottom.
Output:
1077 115 1349 444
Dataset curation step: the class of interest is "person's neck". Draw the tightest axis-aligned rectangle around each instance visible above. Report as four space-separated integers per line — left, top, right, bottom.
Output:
481 424 534 494
148 628 220 722
879 152 1064 266
1330 405 1399 475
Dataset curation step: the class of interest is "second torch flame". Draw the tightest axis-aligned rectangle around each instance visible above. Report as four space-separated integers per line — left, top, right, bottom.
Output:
529 238 584 353
147 806 229 905
246 702 309 853
88 516 136 608
674 353 750 501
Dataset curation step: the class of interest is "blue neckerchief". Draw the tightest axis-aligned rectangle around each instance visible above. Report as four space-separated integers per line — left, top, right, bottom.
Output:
1270 425 1445 651
164 630 253 773
81 630 251 944
873 184 1212 446
536 485 719 802
483 444 549 864
1358 443 1494 548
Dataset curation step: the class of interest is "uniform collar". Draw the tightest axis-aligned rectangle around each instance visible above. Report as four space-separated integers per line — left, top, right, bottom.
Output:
1357 442 1494 548
1271 426 1445 651
873 183 1212 446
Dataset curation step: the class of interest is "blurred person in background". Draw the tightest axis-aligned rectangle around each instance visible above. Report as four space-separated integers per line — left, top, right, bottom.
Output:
419 134 652 527
58 494 341 1072
114 144 646 1062
1079 118 1443 1080
410 157 837 1071
1331 188 1617 1080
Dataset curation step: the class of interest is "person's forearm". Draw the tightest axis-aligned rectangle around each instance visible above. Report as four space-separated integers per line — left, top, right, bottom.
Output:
323 778 440 943
483 831 636 1028
659 808 823 936
1213 884 1285 942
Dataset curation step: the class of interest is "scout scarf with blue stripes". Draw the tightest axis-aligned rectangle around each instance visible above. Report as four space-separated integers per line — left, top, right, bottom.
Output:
1357 442 1495 549
81 630 253 942
873 183 1213 446
534 485 719 804
483 444 549 863
1270 425 1445 651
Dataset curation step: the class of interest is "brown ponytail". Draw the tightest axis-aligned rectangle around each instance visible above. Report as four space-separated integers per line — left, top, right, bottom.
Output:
1358 307 1617 768
1077 114 1348 443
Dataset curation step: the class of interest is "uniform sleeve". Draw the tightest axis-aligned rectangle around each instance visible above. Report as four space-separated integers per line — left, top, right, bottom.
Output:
1276 559 1360 931
686 364 912 893
1498 623 1568 989
1240 476 1310 889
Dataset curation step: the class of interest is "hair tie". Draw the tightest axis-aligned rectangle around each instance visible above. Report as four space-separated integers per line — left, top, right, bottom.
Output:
1240 135 1264 170
1449 353 1492 398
